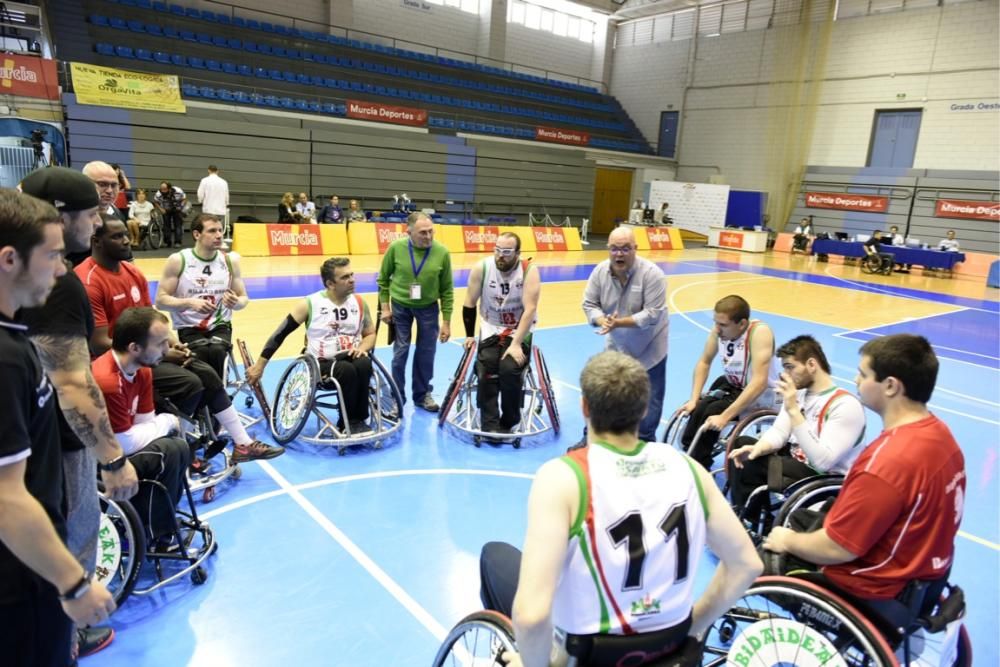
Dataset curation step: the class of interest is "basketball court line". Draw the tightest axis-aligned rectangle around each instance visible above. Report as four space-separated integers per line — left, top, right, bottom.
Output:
820 268 999 315
834 329 1000 364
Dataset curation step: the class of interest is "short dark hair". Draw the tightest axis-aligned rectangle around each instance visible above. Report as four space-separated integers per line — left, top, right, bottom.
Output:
93 215 126 240
192 213 221 235
498 231 520 252
112 307 169 352
860 334 938 404
580 351 649 435
715 295 750 324
320 257 351 286
207 165 218 172
777 335 831 373
0 189 60 264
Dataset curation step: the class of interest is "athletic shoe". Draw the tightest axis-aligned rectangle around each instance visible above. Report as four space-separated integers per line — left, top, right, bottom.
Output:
232 440 285 462
349 420 372 433
416 395 440 412
77 626 115 657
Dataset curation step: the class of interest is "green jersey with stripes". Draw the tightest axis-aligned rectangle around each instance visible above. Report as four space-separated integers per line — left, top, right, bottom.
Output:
553 442 708 636
172 249 233 331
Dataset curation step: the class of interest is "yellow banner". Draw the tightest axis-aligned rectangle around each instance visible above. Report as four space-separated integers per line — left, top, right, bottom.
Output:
70 62 186 113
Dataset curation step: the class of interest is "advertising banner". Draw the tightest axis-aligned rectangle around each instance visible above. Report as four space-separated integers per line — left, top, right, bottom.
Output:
648 181 731 236
346 99 427 127
232 224 347 256
1 54 59 100
535 126 590 146
70 62 185 112
934 199 1000 221
805 191 889 213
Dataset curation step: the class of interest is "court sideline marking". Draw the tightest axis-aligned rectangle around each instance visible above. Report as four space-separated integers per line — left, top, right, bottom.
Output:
821 267 998 315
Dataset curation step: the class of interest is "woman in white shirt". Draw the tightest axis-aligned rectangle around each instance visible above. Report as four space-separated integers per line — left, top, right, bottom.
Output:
127 189 155 247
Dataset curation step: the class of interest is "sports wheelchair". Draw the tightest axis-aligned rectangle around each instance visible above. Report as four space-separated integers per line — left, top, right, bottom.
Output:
432 610 704 667
861 251 895 276
437 341 560 448
95 478 217 609
703 573 971 667
268 349 403 455
662 400 778 476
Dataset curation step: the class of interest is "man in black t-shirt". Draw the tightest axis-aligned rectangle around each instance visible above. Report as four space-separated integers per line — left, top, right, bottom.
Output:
19 167 138 659
0 189 115 667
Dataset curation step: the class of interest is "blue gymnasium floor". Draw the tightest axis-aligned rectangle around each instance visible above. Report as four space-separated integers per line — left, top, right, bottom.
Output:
93 260 999 667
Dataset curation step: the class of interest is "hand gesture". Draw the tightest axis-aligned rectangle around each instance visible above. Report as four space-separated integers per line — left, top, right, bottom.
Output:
61 579 116 628
188 297 215 314
221 289 240 308
246 360 264 386
703 414 729 432
100 460 139 500
502 344 526 366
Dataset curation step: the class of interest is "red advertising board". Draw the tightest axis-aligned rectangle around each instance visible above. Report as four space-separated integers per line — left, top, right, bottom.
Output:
934 199 1000 221
719 231 744 249
805 192 889 213
535 126 590 147
0 54 59 100
375 223 409 253
533 227 568 251
646 227 674 250
267 224 324 256
462 226 500 252
347 99 427 127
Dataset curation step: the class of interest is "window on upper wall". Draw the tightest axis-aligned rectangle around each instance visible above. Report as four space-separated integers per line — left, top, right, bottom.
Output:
427 0 480 14
508 0 598 43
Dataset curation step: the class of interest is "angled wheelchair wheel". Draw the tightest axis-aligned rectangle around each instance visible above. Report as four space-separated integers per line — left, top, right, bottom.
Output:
270 355 320 445
661 408 690 447
773 475 844 530
704 575 896 667
860 254 884 275
96 492 146 609
238 339 272 422
533 346 560 434
431 609 516 667
146 217 165 250
439 343 476 427
371 354 403 420
723 409 778 479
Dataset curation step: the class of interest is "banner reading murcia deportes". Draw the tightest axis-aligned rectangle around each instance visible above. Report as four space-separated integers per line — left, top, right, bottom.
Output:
805 192 889 213
70 63 186 113
934 199 1000 221
535 126 590 147
347 99 427 127
1 54 59 100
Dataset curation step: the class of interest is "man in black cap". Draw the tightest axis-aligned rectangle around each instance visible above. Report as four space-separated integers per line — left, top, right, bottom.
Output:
18 167 138 660
0 187 116 667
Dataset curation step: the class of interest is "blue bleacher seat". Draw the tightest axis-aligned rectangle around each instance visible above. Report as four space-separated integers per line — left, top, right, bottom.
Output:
294 99 309 111
182 83 198 96
321 102 337 113
349 81 362 91
199 87 217 100
218 89 235 101
323 78 338 88
283 71 297 82
222 62 238 74
309 75 324 86
314 54 328 65
238 64 252 76
217 14 231 25
179 29 195 41
254 67 268 78
278 97 294 109
188 57 205 68
95 42 115 56
264 96 279 107
153 51 170 64
268 69 282 80
153 1 168 11
376 86 387 96
287 49 300 59
200 10 217 22
307 101 321 112
273 46 286 57
109 17 127 29
170 54 185 66
169 4 184 15
90 14 110 26
303 51 315 62
244 40 258 53
206 59 221 71
260 21 274 32
232 16 245 28
196 33 212 45
115 45 135 58
162 25 178 38
127 19 144 32
227 38 241 49
146 23 162 36
245 19 259 30
185 7 199 18
274 24 288 36
296 73 310 85
233 91 250 104
212 35 227 48
136 48 153 60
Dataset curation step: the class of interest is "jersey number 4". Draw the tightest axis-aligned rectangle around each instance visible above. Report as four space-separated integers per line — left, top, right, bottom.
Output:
607 504 689 591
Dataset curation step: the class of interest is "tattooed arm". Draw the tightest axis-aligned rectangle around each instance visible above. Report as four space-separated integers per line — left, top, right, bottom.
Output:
30 334 139 501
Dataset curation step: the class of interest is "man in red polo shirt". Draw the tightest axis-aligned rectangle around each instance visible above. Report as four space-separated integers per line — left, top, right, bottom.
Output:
764 334 965 601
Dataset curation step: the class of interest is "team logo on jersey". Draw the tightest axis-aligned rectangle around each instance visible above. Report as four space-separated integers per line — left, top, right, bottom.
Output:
36 373 54 408
130 285 142 303
629 595 662 619
493 296 505 307
726 619 847 667
195 277 208 288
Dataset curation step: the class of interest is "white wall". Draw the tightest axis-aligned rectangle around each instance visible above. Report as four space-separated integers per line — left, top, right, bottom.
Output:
352 0 482 56
610 1 1000 191
505 22 595 82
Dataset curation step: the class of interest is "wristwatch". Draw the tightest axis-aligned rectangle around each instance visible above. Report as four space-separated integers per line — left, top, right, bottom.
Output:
98 454 127 472
58 572 92 602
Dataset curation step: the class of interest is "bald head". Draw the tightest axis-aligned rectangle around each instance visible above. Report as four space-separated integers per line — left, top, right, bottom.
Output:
608 227 636 247
82 161 119 207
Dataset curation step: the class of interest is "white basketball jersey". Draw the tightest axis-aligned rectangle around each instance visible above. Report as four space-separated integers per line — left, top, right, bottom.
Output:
478 258 535 340
172 249 233 330
719 320 781 396
789 388 864 471
552 443 707 636
305 292 366 360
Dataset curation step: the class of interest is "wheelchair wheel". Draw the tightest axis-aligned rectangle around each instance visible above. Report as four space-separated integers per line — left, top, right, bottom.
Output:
431 609 516 667
773 475 844 529
704 575 896 667
861 254 882 275
146 217 165 250
222 350 241 402
533 346 560 434
660 408 689 447
270 355 320 445
439 343 476 427
371 354 403 420
723 409 778 479
96 493 146 608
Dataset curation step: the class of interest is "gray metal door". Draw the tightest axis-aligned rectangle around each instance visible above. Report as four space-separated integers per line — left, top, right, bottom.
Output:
868 110 922 168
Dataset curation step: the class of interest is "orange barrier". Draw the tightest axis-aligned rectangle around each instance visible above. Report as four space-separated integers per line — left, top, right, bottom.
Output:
631 226 685 251
952 251 999 278
773 232 794 253
346 223 582 255
232 223 349 256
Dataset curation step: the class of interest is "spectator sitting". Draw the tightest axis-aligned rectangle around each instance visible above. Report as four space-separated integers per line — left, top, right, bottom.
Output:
318 195 343 223
110 163 131 219
295 192 316 222
126 189 154 248
91 307 192 550
938 230 960 252
656 201 673 225
277 192 299 222
792 216 813 252
888 225 911 273
346 199 366 223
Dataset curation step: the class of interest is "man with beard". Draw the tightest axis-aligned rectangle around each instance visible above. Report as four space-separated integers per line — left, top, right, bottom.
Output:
727 335 866 508
582 227 668 443
18 168 138 660
0 188 116 667
155 214 249 378
76 218 283 463
461 232 540 434
247 257 376 434
680 295 782 469
377 212 454 412
91 307 192 550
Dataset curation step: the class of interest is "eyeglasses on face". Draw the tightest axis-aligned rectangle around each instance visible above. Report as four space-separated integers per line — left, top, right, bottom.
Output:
608 245 634 254
94 181 120 190
494 247 517 257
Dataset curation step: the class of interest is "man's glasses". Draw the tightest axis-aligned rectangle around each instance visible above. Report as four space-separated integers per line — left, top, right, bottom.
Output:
94 181 120 190
494 247 517 257
608 245 634 255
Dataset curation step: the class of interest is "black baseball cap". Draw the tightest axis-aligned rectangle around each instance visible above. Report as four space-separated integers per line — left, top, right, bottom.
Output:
20 167 100 213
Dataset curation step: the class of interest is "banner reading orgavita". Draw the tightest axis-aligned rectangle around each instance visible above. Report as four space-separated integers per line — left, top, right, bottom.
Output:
648 181 731 236
70 63 186 113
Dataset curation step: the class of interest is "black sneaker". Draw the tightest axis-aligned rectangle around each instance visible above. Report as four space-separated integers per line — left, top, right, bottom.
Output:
77 627 114 657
